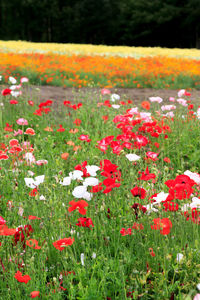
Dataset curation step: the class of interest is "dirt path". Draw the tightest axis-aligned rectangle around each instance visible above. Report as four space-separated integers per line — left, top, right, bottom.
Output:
24 86 200 105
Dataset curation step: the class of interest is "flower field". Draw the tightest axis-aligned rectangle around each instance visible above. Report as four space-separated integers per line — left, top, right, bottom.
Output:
0 75 200 299
1 41 200 89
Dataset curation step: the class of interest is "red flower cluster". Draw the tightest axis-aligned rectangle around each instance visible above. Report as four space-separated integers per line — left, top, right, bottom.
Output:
33 100 52 116
120 223 144 236
184 208 200 224
151 218 172 235
14 270 31 284
100 159 121 193
63 100 82 110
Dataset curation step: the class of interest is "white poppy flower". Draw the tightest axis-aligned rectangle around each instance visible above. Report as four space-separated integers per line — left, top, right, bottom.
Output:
128 107 138 115
81 253 85 266
110 93 120 102
149 96 163 103
27 170 35 176
143 204 158 215
72 185 93 201
176 253 184 262
83 177 99 186
59 177 71 186
112 104 120 109
152 192 169 204
24 175 45 189
125 153 141 162
184 170 200 185
20 77 29 83
83 191 93 201
190 197 200 209
18 207 24 216
9 85 17 90
177 89 185 98
69 170 83 181
86 165 100 177
24 152 35 165
181 203 190 211
9 76 17 84
11 90 21 97
72 185 87 198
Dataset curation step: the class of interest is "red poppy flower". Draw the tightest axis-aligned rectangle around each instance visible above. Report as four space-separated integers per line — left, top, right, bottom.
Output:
39 100 52 108
132 223 144 230
14 270 31 284
138 167 156 182
10 100 18 104
100 159 119 178
26 239 41 249
102 178 121 194
0 216 6 225
29 189 38 197
102 115 109 122
154 142 160 148
103 100 111 107
146 151 159 161
68 200 88 215
165 174 196 188
90 183 103 193
120 228 132 236
9 139 18 147
14 225 33 247
61 153 69 160
141 101 150 110
4 123 13 132
163 202 179 211
151 218 172 235
57 124 65 132
28 101 34 106
78 134 91 142
30 291 40 298
74 161 90 177
73 119 82 126
165 174 195 201
130 186 147 199
134 135 149 149
164 157 171 163
25 128 35 136
0 154 9 160
2 88 11 96
76 217 94 229
149 248 155 257
53 237 74 251
28 215 41 220
63 100 71 106
0 224 16 236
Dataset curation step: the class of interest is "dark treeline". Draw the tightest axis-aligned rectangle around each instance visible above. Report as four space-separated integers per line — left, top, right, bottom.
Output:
0 0 200 48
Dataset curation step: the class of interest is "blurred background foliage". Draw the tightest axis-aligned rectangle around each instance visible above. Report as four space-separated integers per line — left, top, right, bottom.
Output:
0 0 200 48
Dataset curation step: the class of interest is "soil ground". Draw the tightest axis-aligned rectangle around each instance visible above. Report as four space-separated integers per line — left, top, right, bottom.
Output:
23 86 200 106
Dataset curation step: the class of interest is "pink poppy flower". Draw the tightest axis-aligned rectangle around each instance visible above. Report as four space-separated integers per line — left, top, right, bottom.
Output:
101 88 111 95
16 118 28 126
